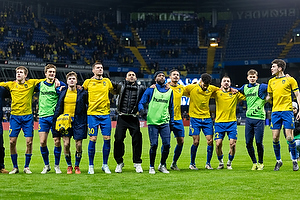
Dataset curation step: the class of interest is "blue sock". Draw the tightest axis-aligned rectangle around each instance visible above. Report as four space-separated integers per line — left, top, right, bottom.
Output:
289 139 297 160
54 146 61 166
218 154 223 162
11 154 18 168
273 141 281 160
88 141 96 166
173 144 183 163
190 145 198 165
75 151 82 167
103 139 110 165
24 154 32 168
206 145 213 164
65 154 72 166
40 146 49 165
228 153 234 161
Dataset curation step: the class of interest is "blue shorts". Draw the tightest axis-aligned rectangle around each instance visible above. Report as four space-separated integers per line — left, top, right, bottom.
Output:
271 111 294 130
9 114 34 137
189 117 213 136
88 115 111 136
214 121 238 140
172 120 185 138
38 116 53 133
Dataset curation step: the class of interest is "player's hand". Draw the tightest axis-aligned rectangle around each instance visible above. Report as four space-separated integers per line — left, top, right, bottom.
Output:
230 88 238 94
59 86 65 91
165 84 170 90
170 123 174 131
150 84 156 89
76 85 83 90
54 78 60 88
286 74 291 78
139 109 147 119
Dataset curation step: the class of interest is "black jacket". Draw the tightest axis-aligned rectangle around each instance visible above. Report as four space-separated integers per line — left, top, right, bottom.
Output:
52 87 88 140
115 80 146 115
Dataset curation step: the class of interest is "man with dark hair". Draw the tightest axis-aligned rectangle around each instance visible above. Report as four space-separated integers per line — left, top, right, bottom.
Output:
0 87 10 174
53 71 88 174
184 73 219 170
168 69 187 170
139 71 174 174
113 71 146 173
213 76 245 170
83 61 116 174
238 69 267 170
267 59 300 171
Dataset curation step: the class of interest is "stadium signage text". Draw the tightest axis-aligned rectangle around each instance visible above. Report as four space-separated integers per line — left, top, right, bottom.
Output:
134 13 194 21
236 8 296 19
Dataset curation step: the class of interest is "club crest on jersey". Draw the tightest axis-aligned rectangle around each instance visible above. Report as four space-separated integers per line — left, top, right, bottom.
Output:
103 81 106 86
178 88 181 93
282 80 285 84
24 84 28 88
93 83 95 86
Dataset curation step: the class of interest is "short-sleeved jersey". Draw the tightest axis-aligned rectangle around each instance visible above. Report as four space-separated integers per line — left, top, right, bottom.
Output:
83 78 113 115
0 79 43 115
185 84 219 119
267 76 299 112
63 89 77 117
170 84 186 121
213 89 246 123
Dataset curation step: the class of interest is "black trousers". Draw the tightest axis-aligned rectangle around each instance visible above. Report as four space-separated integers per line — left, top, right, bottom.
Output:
114 115 142 164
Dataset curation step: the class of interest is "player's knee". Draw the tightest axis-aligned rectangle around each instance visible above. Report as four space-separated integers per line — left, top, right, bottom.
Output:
230 142 236 149
26 140 33 146
54 140 61 147
207 139 213 146
286 136 293 142
10 140 16 146
40 140 47 147
178 140 184 146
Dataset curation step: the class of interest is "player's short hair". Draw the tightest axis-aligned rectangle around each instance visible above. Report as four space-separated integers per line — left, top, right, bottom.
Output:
247 69 258 76
92 61 103 69
169 69 180 76
44 64 56 74
272 59 286 71
66 71 77 80
201 73 212 84
222 75 230 80
16 66 28 76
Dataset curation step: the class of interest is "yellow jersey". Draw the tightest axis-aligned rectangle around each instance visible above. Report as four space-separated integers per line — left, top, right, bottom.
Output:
185 84 219 119
83 78 113 115
0 79 44 115
170 84 187 121
63 89 77 117
213 89 246 123
267 76 299 112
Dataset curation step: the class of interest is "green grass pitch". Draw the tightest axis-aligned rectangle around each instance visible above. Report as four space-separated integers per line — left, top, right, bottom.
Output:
0 126 298 199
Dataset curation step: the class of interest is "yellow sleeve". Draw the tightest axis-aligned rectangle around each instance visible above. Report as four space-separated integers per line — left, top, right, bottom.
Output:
107 79 114 91
82 79 90 90
0 81 11 89
29 79 45 87
238 92 246 101
290 77 299 92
